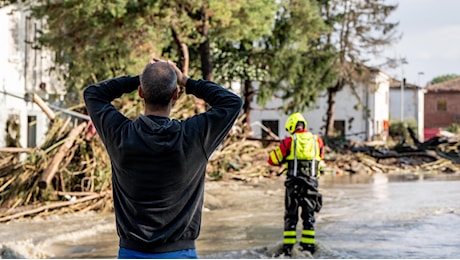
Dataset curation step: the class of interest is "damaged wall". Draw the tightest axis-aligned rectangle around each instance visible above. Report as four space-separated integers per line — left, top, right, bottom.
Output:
0 3 65 148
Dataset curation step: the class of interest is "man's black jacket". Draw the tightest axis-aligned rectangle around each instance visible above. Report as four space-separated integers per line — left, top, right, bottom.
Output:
84 76 242 253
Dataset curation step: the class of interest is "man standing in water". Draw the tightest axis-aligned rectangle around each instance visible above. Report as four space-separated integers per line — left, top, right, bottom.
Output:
268 112 324 256
84 58 242 258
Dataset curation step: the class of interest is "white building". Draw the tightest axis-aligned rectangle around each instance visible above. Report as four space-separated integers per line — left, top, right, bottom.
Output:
389 79 425 141
0 3 65 148
250 69 392 143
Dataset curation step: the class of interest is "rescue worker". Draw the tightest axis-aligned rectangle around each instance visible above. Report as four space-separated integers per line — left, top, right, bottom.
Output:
268 112 324 256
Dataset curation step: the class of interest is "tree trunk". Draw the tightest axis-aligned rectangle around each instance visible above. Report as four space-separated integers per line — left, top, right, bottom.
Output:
194 5 212 114
242 80 254 134
198 5 213 82
199 39 213 81
172 23 204 114
171 26 189 99
325 79 343 136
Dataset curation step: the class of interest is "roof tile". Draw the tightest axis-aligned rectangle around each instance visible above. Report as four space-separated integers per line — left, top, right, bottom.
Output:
426 77 460 92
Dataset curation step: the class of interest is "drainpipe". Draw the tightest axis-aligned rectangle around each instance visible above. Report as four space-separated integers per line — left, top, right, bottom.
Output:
364 81 369 141
24 15 31 94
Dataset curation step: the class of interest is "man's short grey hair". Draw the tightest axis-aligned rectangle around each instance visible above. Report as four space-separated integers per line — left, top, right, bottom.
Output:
140 62 177 109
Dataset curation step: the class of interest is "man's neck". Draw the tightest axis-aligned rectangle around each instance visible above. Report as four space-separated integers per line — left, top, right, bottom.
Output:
144 108 170 117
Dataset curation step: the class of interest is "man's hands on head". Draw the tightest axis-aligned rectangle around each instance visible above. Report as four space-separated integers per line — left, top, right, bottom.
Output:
150 57 189 87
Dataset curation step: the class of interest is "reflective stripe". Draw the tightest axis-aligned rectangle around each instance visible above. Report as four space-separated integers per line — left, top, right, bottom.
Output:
274 147 283 162
283 238 297 245
302 230 315 236
311 135 317 177
269 152 279 165
293 134 297 177
300 237 315 244
284 230 297 245
284 230 297 236
301 229 315 244
269 147 284 165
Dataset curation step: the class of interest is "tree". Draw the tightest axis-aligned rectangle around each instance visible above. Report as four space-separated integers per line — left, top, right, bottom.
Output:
29 1 172 95
171 0 277 113
429 74 459 85
212 39 269 133
23 0 277 116
210 0 335 134
255 0 337 113
318 0 399 136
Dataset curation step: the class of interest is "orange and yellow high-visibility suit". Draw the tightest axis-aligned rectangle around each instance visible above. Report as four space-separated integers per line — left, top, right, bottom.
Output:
268 128 324 255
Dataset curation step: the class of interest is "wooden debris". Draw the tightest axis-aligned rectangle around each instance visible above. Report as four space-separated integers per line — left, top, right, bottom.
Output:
0 114 109 222
32 93 56 121
38 122 87 189
0 147 31 153
0 192 109 222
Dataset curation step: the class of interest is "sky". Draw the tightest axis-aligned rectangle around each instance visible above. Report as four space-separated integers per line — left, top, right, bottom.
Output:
370 0 460 86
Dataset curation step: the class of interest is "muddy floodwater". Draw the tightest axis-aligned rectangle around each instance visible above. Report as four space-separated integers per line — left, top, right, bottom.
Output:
1 172 460 258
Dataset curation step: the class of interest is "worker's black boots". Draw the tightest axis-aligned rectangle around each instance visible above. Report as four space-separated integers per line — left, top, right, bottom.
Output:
282 245 293 256
282 244 315 257
300 243 315 254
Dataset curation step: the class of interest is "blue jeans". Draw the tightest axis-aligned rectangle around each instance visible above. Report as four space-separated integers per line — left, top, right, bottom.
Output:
118 247 198 259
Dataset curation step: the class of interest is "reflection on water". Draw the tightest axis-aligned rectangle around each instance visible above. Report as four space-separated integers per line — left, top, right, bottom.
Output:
1 172 460 258
318 172 460 259
371 173 389 200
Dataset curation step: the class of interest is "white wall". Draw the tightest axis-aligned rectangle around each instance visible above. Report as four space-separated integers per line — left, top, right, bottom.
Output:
250 70 391 142
0 4 63 148
370 71 391 141
389 86 425 141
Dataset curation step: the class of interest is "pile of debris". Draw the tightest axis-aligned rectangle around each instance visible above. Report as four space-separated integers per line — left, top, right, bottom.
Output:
323 129 460 175
0 117 112 223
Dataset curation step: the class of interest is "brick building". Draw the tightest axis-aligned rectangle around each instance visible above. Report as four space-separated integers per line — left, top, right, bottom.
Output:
424 77 460 132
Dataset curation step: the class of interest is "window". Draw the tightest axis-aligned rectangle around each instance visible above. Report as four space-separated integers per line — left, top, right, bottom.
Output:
261 120 279 147
437 99 447 112
333 120 345 137
27 116 37 147
261 120 279 139
454 114 460 123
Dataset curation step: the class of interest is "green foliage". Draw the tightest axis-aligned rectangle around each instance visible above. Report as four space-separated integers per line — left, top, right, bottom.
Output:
12 0 397 125
256 0 337 113
22 0 278 103
446 123 459 134
209 0 276 42
30 0 171 93
429 74 460 85
212 40 268 84
388 119 418 144
205 0 277 83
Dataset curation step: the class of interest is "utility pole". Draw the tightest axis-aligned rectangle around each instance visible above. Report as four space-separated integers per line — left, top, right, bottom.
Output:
401 77 405 122
400 58 408 122
418 71 425 87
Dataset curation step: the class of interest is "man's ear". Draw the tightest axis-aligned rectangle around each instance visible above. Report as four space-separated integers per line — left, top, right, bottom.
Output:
172 87 179 101
138 86 144 98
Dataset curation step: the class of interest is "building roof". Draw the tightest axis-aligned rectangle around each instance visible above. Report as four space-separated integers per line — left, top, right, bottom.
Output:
426 76 460 92
389 78 421 89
